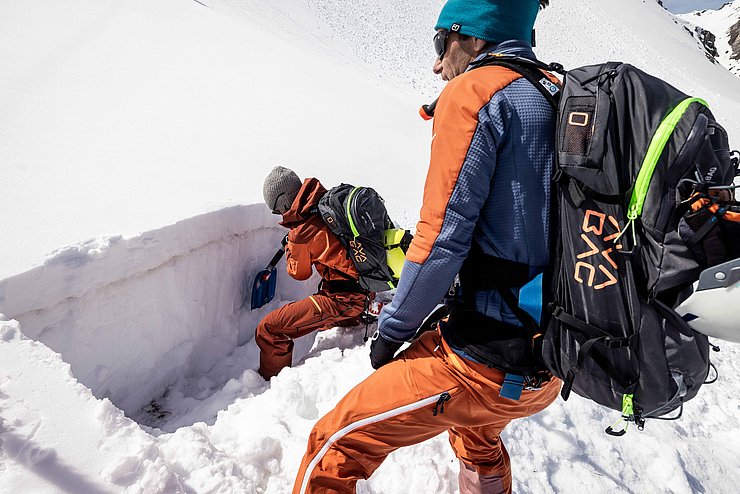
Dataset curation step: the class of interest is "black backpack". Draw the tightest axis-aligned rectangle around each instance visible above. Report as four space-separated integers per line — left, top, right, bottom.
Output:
469 55 739 432
318 184 411 293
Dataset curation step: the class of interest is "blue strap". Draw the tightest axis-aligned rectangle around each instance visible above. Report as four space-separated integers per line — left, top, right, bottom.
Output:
500 373 525 401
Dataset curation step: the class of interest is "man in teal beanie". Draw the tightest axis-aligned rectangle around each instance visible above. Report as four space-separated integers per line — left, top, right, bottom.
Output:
435 0 541 44
294 1 558 493
432 0 545 81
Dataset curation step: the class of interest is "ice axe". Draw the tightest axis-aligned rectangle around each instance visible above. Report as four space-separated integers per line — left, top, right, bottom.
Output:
250 236 288 310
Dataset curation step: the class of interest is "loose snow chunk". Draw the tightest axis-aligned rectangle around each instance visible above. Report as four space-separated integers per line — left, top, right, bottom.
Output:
0 320 20 342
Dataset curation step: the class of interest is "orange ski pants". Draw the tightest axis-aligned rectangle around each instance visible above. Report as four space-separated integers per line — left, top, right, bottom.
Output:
256 290 367 379
293 329 560 494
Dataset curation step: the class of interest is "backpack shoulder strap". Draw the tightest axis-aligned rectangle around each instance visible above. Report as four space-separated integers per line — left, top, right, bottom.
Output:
470 54 564 111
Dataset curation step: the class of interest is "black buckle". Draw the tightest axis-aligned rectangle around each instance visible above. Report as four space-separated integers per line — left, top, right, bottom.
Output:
603 337 623 349
548 62 565 74
549 304 563 318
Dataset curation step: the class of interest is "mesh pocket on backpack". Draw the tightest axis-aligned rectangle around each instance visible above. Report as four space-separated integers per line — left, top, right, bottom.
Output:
560 96 596 157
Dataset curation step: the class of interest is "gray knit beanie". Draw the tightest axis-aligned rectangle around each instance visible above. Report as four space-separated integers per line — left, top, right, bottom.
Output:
263 166 302 215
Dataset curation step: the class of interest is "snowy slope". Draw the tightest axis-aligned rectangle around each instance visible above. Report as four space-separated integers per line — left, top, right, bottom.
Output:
0 0 429 280
1 0 740 493
679 0 740 77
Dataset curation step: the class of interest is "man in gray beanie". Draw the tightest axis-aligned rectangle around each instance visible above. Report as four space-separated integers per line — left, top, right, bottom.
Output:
256 166 369 380
262 166 302 215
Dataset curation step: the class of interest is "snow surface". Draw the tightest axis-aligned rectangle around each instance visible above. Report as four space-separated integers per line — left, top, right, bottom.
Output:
1 0 740 493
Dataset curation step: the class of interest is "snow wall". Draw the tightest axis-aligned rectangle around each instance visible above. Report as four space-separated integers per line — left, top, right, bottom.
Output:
0 206 315 415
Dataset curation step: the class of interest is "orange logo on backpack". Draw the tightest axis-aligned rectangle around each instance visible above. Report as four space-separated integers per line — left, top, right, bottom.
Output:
350 239 367 263
573 209 622 290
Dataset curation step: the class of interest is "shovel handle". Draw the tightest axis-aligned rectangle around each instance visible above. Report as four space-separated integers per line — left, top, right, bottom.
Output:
267 246 286 269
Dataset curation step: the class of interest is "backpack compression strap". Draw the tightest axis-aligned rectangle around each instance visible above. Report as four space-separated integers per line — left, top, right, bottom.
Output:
550 304 638 400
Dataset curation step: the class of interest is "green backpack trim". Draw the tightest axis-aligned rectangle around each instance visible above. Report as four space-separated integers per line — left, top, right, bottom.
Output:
346 186 362 238
627 97 708 221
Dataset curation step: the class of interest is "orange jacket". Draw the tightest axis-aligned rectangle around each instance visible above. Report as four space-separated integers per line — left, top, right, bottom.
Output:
280 178 358 283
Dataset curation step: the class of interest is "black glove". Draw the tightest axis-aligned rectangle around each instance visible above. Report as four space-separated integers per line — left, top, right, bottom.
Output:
370 332 403 369
400 230 413 252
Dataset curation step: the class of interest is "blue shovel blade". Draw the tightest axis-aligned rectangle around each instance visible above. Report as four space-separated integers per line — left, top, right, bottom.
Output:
251 268 278 310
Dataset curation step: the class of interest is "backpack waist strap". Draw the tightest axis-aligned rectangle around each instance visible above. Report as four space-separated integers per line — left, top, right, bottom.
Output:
459 242 543 335
441 305 547 376
448 242 548 375
320 278 368 294
460 242 532 291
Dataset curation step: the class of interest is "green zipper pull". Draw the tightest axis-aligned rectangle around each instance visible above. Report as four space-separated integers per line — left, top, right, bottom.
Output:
605 393 635 436
621 393 635 418
612 216 635 247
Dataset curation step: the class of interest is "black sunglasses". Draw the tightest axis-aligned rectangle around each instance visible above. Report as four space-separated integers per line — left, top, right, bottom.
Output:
270 192 288 215
433 29 449 60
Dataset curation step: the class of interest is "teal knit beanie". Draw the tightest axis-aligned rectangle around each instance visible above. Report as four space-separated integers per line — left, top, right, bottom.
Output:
435 0 541 44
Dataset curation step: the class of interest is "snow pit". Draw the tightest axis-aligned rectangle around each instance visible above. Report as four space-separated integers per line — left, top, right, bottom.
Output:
0 204 317 426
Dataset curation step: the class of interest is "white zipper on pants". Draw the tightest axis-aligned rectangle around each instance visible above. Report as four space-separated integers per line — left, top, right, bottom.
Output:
298 391 452 494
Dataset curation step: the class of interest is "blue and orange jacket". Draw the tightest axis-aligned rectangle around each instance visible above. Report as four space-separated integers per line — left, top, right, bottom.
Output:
378 41 557 359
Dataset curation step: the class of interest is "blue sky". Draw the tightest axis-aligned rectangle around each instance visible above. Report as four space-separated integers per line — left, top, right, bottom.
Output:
661 0 731 13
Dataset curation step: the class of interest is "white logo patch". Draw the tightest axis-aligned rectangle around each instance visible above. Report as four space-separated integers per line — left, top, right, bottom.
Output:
539 78 560 95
